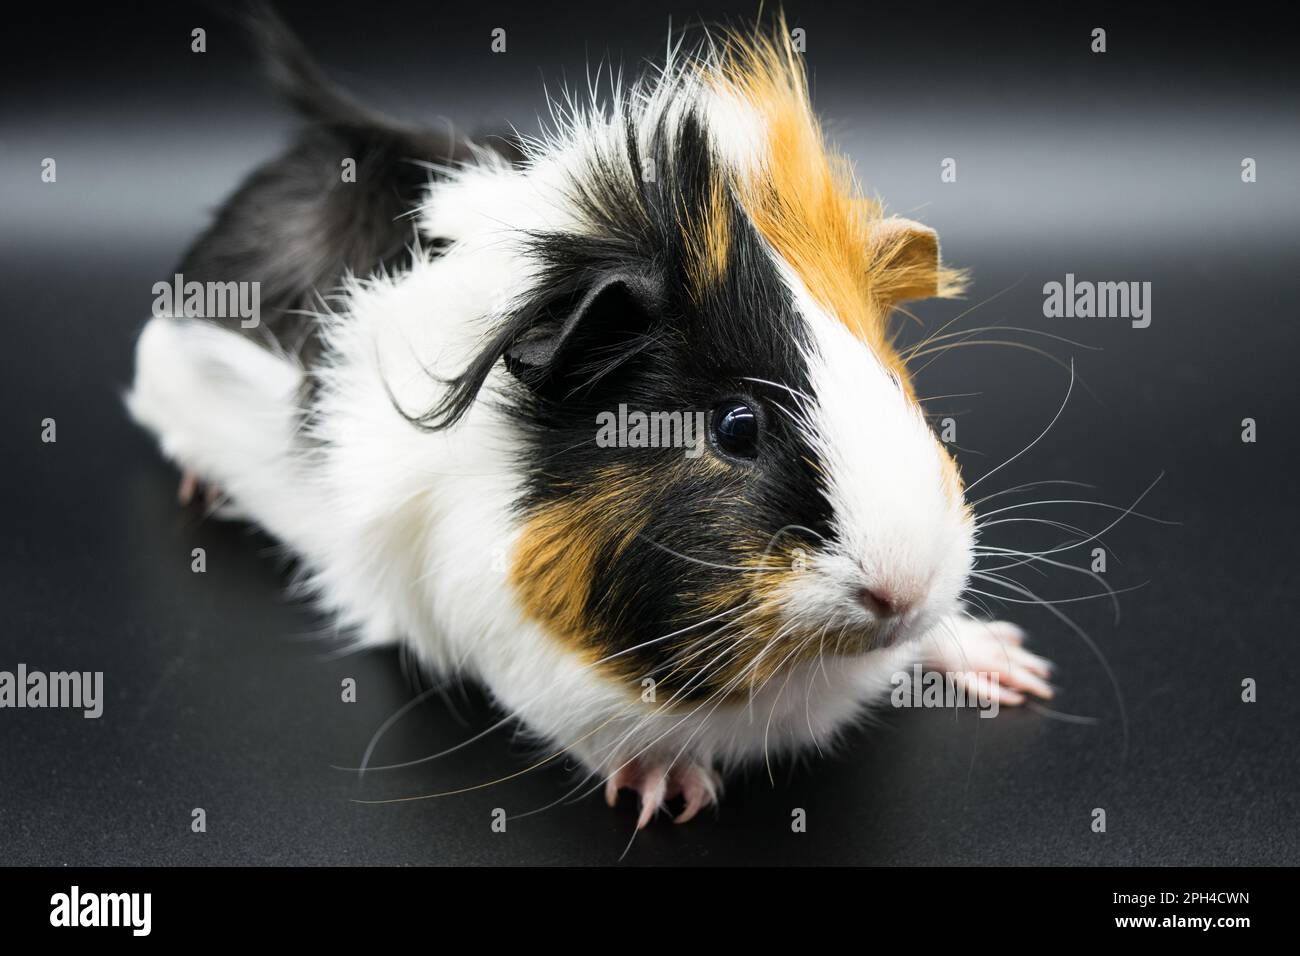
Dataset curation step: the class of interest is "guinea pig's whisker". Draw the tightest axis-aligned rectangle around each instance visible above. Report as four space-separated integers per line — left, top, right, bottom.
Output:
605 625 749 701
653 619 756 690
734 618 796 700
973 543 1091 568
804 622 835 754
975 544 1124 592
635 625 801 797
764 522 826 546
660 601 766 660
815 619 834 687
335 703 528 774
767 398 803 425
762 634 819 784
970 478 1096 509
962 577 1130 757
960 591 999 623
916 389 984 404
748 621 809 700
976 516 1094 537
648 648 783 807
828 619 852 660
639 537 787 573
739 623 806 729
347 679 456 778
965 363 1074 496
584 638 757 806
900 275 1024 361
657 631 744 685
913 339 1086 385
348 713 622 805
626 635 773 783
971 547 1053 576
609 631 753 752
964 470 1165 701
639 613 780 733
966 578 1146 609
901 324 1096 363
974 486 1172 527
973 548 1123 618
605 602 756 666
973 519 1101 565
969 567 1038 593
338 603 755 774
513 626 759 821
740 375 814 404
358 618 756 812
934 615 974 673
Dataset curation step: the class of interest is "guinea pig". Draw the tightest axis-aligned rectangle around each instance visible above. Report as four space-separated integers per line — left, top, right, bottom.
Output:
127 9 1053 826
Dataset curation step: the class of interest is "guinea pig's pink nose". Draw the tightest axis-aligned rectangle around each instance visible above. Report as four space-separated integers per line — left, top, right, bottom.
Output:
858 585 913 620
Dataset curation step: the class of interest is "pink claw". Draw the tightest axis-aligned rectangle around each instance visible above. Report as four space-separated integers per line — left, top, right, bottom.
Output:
177 469 225 510
635 767 669 829
178 469 199 506
604 760 718 827
673 771 714 824
928 620 1056 706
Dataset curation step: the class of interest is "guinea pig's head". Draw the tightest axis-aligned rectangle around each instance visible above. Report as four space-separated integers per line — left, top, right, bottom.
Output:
432 27 973 701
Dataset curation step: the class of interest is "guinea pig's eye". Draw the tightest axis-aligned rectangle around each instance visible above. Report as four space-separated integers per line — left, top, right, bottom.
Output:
711 401 759 459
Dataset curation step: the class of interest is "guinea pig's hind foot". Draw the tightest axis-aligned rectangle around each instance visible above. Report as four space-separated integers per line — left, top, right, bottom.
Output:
604 759 720 827
924 618 1055 706
176 468 224 510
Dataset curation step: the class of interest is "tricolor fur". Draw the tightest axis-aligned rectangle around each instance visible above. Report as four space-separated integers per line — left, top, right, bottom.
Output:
128 12 1027 814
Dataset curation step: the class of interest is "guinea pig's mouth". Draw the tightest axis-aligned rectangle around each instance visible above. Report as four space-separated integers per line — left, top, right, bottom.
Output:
819 605 929 656
872 617 909 650
866 612 932 652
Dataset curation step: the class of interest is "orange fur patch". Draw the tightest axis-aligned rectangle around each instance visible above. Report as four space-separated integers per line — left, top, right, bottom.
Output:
709 21 966 383
683 178 732 300
510 466 649 676
511 464 828 704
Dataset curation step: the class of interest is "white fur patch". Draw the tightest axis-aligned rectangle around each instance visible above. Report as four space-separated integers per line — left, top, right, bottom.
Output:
771 266 975 647
127 38 978 785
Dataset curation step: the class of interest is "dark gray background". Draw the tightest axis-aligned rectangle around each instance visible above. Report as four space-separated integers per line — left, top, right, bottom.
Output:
1 1 1296 865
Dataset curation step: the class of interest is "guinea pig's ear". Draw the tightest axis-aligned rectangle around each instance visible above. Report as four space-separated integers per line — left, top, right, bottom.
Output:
503 272 661 396
867 216 967 310
410 271 660 431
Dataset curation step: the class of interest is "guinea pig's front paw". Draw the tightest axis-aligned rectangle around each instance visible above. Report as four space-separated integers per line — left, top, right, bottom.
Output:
604 758 720 827
923 618 1055 706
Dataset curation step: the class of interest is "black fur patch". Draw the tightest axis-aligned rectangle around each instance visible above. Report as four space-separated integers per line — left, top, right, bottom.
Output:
174 7 519 373
490 108 837 698
177 10 840 697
